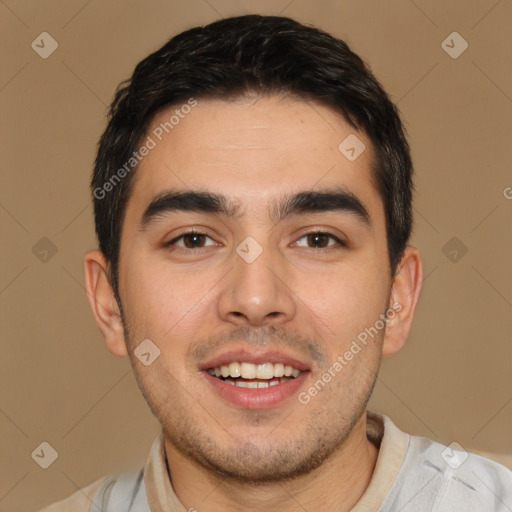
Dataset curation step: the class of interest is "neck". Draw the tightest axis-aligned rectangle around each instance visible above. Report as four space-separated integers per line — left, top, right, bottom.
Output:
165 411 379 512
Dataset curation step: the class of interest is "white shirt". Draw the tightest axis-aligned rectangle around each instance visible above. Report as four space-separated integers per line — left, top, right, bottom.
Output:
40 411 512 511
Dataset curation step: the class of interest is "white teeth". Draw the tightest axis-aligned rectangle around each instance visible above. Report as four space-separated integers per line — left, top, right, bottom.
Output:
222 377 293 388
209 362 303 382
257 363 274 379
240 362 257 379
273 363 285 377
225 362 301 379
228 362 241 378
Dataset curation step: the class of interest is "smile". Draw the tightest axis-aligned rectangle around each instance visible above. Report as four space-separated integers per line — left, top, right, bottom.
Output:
207 361 302 388
203 361 308 409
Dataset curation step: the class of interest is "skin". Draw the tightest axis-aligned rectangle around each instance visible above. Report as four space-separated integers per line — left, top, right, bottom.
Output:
85 94 423 511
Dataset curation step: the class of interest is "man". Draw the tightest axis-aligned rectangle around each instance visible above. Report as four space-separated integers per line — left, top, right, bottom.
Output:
41 14 512 512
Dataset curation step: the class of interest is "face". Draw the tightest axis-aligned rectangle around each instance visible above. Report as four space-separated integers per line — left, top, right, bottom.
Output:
114 95 394 481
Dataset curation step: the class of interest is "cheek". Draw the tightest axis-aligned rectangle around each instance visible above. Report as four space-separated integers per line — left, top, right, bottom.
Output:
120 255 220 341
293 258 389 349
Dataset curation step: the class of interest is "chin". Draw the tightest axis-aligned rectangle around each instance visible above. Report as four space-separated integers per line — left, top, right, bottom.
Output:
168 427 342 484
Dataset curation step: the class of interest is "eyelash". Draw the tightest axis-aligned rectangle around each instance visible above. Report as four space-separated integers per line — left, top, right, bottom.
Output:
164 229 347 252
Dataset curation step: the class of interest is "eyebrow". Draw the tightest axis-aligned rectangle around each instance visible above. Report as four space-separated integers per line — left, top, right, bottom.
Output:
139 187 371 230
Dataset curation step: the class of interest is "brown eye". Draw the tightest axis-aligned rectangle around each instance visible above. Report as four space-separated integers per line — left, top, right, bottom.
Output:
295 232 345 249
307 233 330 248
166 232 216 250
182 233 207 248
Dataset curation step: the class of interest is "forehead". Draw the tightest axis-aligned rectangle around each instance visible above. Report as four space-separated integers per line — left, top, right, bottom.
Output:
126 95 383 227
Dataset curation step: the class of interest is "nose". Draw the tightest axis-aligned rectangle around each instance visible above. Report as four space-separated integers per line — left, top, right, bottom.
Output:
217 240 296 327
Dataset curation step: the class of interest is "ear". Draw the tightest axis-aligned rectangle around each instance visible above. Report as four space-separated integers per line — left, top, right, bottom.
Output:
84 249 128 357
382 245 423 356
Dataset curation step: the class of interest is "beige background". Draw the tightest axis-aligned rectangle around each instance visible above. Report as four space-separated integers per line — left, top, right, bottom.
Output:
1 0 511 510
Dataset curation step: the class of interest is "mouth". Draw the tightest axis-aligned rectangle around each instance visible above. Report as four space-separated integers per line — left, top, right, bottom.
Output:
207 361 302 388
200 356 310 410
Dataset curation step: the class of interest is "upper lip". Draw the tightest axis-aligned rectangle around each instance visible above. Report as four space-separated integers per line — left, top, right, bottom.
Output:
198 348 311 372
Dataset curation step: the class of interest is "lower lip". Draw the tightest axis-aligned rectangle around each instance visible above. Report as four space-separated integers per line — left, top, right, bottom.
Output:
202 371 309 410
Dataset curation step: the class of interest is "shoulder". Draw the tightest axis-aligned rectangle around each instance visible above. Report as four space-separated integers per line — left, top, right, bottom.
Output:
38 476 108 512
38 469 147 512
400 434 512 510
370 413 512 511
409 434 512 481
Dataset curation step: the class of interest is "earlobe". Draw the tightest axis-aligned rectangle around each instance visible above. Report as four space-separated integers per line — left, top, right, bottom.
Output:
84 249 128 357
382 245 423 356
